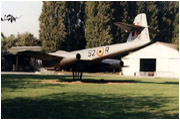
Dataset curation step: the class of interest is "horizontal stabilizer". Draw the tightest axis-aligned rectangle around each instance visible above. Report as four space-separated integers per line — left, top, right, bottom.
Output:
114 22 145 32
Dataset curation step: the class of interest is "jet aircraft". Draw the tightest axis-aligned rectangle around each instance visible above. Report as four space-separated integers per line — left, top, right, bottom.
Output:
18 13 151 80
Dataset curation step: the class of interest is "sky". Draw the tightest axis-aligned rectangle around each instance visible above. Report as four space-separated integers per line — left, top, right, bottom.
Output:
1 1 43 38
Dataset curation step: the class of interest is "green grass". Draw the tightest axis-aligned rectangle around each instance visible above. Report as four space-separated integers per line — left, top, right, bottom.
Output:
1 74 179 119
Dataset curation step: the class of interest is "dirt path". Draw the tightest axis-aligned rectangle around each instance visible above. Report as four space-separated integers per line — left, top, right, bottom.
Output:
41 80 130 85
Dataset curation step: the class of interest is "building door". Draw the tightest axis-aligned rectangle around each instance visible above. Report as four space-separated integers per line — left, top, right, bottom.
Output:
140 59 156 72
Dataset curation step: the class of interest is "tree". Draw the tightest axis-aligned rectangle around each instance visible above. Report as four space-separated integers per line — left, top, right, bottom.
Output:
1 32 7 52
137 2 160 42
1 32 40 52
118 2 131 43
39 1 67 52
157 1 178 43
39 1 86 52
64 1 86 51
38 1 178 51
111 2 137 43
146 1 160 42
85 1 114 48
171 2 179 49
16 32 39 46
1 32 5 39
137 1 147 14
1 33 17 52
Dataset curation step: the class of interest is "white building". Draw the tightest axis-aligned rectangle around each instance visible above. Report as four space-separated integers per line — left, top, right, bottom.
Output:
122 42 179 78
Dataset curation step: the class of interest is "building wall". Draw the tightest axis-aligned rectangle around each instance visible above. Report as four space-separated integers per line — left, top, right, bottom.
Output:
122 42 179 78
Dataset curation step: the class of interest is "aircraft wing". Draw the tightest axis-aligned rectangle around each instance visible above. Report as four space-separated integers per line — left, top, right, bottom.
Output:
18 50 76 60
18 51 62 60
114 22 145 32
7 46 73 60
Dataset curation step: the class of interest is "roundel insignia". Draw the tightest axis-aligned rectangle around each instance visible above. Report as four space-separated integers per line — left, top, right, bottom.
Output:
97 48 104 57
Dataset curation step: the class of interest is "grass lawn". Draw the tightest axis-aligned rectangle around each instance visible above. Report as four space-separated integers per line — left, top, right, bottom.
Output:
1 74 179 119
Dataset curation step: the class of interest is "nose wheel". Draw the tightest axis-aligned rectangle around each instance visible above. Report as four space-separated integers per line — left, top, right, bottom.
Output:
72 65 83 81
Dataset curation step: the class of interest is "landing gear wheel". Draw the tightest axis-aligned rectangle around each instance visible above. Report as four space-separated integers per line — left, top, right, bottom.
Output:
72 65 83 81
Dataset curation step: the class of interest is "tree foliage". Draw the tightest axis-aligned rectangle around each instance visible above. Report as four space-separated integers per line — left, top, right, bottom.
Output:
85 1 113 48
1 32 39 52
16 32 40 46
112 2 137 43
39 1 67 52
1 33 16 52
2 1 178 52
38 1 178 51
157 1 179 44
171 2 179 49
63 1 86 51
39 1 86 52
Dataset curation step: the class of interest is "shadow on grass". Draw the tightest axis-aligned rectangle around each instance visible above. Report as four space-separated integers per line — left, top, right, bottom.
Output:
1 75 179 90
1 74 72 81
1 93 178 119
1 75 179 119
81 79 179 85
1 75 67 90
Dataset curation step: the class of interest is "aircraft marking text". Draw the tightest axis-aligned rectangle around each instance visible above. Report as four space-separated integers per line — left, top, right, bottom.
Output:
88 50 96 57
88 47 109 57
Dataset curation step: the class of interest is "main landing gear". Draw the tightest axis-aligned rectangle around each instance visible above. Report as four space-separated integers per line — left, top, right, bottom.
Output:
72 65 83 81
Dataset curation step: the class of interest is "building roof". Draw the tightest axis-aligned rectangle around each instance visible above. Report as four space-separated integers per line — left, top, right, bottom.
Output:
122 41 178 59
7 46 42 55
156 42 177 50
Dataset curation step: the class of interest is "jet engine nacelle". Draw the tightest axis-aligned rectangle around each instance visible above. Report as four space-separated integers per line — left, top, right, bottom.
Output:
120 60 124 67
101 59 124 67
42 53 81 70
59 53 81 68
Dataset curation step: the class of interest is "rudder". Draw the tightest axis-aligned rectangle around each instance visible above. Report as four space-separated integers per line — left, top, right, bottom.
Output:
127 13 150 42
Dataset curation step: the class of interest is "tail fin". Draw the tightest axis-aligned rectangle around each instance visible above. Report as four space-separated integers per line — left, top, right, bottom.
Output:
127 13 150 42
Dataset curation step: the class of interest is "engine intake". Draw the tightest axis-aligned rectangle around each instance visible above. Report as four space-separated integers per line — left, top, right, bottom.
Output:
120 60 124 67
76 53 81 60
